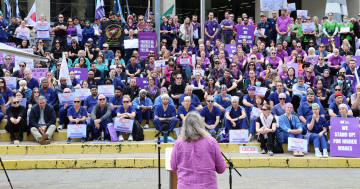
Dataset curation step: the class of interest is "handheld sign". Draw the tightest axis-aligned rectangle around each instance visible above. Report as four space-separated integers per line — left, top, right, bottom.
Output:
250 107 262 120
288 137 308 153
261 0 286 11
69 68 89 83
2 77 17 88
98 85 114 97
114 118 134 133
174 127 182 138
67 124 87 138
30 68 48 79
37 31 50 39
180 58 190 66
352 56 360 66
297 10 308 20
254 87 267 97
240 146 259 153
236 25 254 47
138 32 156 59
67 36 79 45
225 44 236 62
330 117 360 157
16 29 30 40
254 27 265 37
58 93 75 105
322 37 340 47
155 60 165 68
287 3 296 11
134 77 158 89
15 48 34 70
75 88 91 101
18 98 27 108
229 130 249 143
193 70 204 76
302 22 315 32
124 39 139 49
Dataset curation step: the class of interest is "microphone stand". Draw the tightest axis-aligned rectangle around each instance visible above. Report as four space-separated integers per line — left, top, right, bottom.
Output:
156 134 161 189
221 152 241 189
0 157 13 189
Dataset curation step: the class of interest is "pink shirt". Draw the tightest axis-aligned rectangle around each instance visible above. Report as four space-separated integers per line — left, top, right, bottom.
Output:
170 136 226 189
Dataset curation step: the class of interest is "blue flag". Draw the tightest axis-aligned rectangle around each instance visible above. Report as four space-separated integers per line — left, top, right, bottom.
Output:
114 0 125 22
4 0 11 20
16 0 20 17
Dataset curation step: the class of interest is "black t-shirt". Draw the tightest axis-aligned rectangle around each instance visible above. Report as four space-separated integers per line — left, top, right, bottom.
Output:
256 117 276 128
69 46 82 56
51 46 65 60
218 77 235 88
85 49 95 61
54 21 68 37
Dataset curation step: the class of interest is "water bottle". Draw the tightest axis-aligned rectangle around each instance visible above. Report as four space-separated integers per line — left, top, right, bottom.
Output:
163 131 168 143
101 130 104 141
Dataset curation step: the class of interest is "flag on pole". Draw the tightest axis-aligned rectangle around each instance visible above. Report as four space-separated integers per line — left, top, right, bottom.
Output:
16 0 20 17
95 0 105 19
4 0 11 20
125 0 130 17
27 3 36 25
160 5 174 24
115 0 126 22
144 0 150 21
59 53 72 85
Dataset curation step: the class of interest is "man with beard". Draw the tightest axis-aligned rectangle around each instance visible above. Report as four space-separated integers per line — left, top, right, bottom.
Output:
123 78 141 102
90 94 112 141
204 12 219 46
133 89 153 129
87 70 101 87
153 94 178 132
329 93 353 117
39 78 57 109
55 77 75 96
191 15 201 47
304 47 319 66
247 45 264 66
84 85 100 117
328 48 344 76
298 92 326 134
215 69 238 96
109 87 123 118
209 59 224 81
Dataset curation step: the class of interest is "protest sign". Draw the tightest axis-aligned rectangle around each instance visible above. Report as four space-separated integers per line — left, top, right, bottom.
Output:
15 48 34 70
98 85 114 97
261 0 286 11
278 63 299 77
179 58 190 66
2 77 17 88
330 117 360 157
138 32 156 59
229 130 249 143
124 39 139 49
16 28 30 40
114 118 134 133
67 36 78 46
37 31 50 39
240 146 259 153
352 56 360 66
302 22 315 32
155 60 165 68
322 37 341 47
254 27 265 37
174 127 182 138
30 68 48 79
69 68 88 83
101 21 125 48
0 43 16 64
287 3 296 11
288 137 308 153
18 98 27 108
193 70 205 76
254 87 267 97
236 25 254 47
225 44 236 62
58 93 75 105
250 107 262 120
75 88 91 101
297 10 308 20
67 124 87 138
134 77 158 89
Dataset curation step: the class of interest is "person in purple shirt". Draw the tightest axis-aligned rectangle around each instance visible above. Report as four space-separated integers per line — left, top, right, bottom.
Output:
213 43 229 58
295 42 307 58
247 45 265 66
204 12 219 46
276 42 288 62
220 11 234 44
304 47 319 66
241 13 254 25
275 9 292 43
328 48 344 75
265 49 283 69
191 15 201 47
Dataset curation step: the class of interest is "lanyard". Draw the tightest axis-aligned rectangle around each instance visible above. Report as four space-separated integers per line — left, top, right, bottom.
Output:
215 69 221 79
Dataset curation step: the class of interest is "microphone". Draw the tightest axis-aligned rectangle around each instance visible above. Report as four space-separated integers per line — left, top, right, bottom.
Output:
155 124 168 137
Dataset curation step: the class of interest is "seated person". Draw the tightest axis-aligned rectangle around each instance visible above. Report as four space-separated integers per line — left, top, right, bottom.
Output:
271 93 294 116
268 82 291 109
329 93 353 117
209 59 224 81
169 74 186 108
39 78 57 108
116 95 136 142
125 55 142 78
133 89 153 129
306 103 329 158
298 92 326 134
214 85 232 119
249 95 265 141
109 87 123 118
200 96 221 134
153 94 178 133
17 80 32 99
90 94 112 141
22 69 40 90
66 97 87 144
57 88 73 130
5 98 27 142
177 96 197 127
330 74 352 103
179 85 203 112
278 103 304 157
144 76 160 103
84 85 100 117
256 104 276 156
351 84 360 117
154 87 174 110
345 59 360 80
123 78 141 102
225 96 246 130
215 69 238 96
242 86 256 121
327 85 348 105
291 75 309 112
87 70 101 87
327 48 343 75
29 96 57 145
191 72 206 102
89 62 104 81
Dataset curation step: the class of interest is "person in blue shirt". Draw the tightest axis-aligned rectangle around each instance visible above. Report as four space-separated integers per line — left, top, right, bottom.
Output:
153 94 178 133
154 88 174 110
268 82 291 108
329 93 353 117
200 96 222 134
214 85 232 120
133 89 153 129
278 103 304 156
109 87 123 118
298 92 326 134
0 12 8 43
257 14 271 46
67 96 87 144
39 78 57 109
0 77 14 110
266 10 278 42
57 88 74 130
242 86 256 122
291 75 309 112
345 59 360 79
84 85 100 116
225 96 246 130
110 69 125 89
177 96 196 127
21 70 40 90
126 56 142 78
90 94 112 141
116 95 137 142
101 43 114 63
69 71 81 89
179 85 203 112
17 80 32 99
81 20 96 47
305 103 329 158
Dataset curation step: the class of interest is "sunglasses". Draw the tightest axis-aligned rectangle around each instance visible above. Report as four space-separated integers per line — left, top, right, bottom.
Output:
88 74 94 75
340 72 345 74
215 63 220 65
123 101 129 103
319 46 324 48
149 52 154 54
207 101 214 103
146 22 151 23
335 89 341 91
331 40 335 42
71 42 76 44
232 65 237 67
57 64 61 66
272 13 276 14
185 41 190 43
249 64 255 66
20 65 25 67
55 42 60 44
271 53 276 54
279 98 285 100
139 19 144 20
99 98 106 101
318 58 324 60
306 71 312 73
161 41 166 43
296 46 301 48
261 109 269 111
12 101 19 104
74 101 81 103
34 91 39 93
297 56 302 58
39 41 43 43
85 45 90 47
176 77 182 79
251 58 256 60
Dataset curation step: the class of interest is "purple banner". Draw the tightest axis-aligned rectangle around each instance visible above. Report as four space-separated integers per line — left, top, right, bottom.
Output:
236 25 254 47
0 43 16 64
138 32 156 59
352 56 360 66
69 68 88 82
135 77 158 89
330 117 360 158
322 37 340 47
225 44 236 62
30 68 48 79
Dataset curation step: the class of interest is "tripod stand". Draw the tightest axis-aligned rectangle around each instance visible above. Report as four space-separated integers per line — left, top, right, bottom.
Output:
221 152 241 189
0 157 13 189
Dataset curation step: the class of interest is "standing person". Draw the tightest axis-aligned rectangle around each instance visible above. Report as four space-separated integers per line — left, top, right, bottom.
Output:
73 17 84 46
275 8 292 43
143 19 155 32
66 18 77 47
124 15 138 36
136 15 146 32
52 14 69 50
266 10 278 42
233 16 242 38
354 13 360 50
34 14 51 48
322 12 338 38
257 14 271 47
220 11 234 44
204 12 219 46
7 17 19 43
90 94 112 141
5 98 27 142
13 21 30 46
170 111 226 189
338 15 354 46
179 17 193 46
82 20 96 47
191 15 201 47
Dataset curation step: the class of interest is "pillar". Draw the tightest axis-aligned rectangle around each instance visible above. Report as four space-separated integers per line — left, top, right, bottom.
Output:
27 0 50 22
161 0 176 16
325 0 347 22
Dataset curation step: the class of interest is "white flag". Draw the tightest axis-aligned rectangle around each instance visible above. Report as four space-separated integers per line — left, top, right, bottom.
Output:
26 3 36 25
59 53 72 85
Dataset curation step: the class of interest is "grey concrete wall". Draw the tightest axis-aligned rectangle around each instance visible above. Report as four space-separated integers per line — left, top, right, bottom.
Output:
27 0 50 22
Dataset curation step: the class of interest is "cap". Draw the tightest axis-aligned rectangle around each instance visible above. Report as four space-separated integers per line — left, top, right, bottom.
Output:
207 96 214 101
161 94 169 99
307 91 315 96
149 12 154 15
312 103 320 109
247 86 256 91
260 14 266 17
116 13 121 16
0 11 3 15
103 43 109 48
339 104 348 109
109 11 115 16
132 13 137 17
220 84 227 90
278 93 286 98
160 87 167 92
335 93 343 98
214 59 220 62
302 62 310 68
63 88 71 93
285 103 293 108
231 96 239 102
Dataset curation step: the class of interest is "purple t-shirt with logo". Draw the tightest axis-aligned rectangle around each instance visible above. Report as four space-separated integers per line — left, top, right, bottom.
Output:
276 16 292 33
205 20 219 36
266 56 282 69
220 19 234 34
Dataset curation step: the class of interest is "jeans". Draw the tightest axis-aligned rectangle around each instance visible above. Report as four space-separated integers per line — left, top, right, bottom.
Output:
276 34 290 44
259 132 274 151
185 66 192 80
153 117 178 133
309 133 327 150
221 33 234 44
283 132 302 143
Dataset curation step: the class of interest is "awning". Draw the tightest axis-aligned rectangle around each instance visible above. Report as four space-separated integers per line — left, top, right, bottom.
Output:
0 43 48 62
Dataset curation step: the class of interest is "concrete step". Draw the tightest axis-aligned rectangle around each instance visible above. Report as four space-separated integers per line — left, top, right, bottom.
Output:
1 152 358 169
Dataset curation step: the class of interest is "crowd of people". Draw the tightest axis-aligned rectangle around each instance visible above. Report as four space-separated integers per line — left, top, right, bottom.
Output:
1 8 360 158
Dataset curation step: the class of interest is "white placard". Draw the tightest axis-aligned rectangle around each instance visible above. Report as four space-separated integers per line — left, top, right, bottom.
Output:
98 85 114 97
180 58 190 66
15 48 34 71
229 130 249 143
288 137 308 153
254 87 267 97
2 77 17 89
155 60 165 68
110 65 116 69
192 70 204 76
37 31 50 39
67 124 87 138
113 117 134 133
75 88 91 101
340 27 350 33
67 36 79 46
18 98 27 108
124 39 139 49
255 28 265 37
240 146 259 153
58 93 75 105
250 107 262 120
174 127 182 138
16 29 30 40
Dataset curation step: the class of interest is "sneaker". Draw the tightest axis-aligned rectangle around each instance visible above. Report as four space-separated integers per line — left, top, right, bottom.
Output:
81 137 86 143
323 149 329 158
94 135 101 141
293 151 299 156
67 138 72 144
57 125 63 130
268 150 273 156
18 135 23 142
144 124 149 129
298 151 304 156
128 134 133 141
315 149 323 158
118 135 124 142
261 149 266 154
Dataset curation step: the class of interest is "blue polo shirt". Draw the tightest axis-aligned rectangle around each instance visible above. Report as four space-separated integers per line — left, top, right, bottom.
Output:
0 87 13 104
200 106 222 125
108 96 123 106
214 94 232 108
154 104 177 118
40 87 57 105
84 95 99 113
67 106 87 119
329 102 351 116
257 21 271 36
268 92 291 105
267 17 277 36
126 63 141 74
298 102 326 119
113 77 126 89
20 78 39 90
179 94 201 107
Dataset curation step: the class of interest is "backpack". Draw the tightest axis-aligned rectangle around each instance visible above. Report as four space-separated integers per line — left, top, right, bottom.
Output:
132 121 144 141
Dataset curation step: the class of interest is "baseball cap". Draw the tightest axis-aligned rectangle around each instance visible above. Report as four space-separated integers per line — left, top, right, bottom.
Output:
132 13 137 17
109 11 115 16
149 12 154 15
335 93 343 98
214 59 220 62
116 13 121 16
103 43 109 48
0 11 2 15
248 86 256 91
260 14 266 17
307 92 315 96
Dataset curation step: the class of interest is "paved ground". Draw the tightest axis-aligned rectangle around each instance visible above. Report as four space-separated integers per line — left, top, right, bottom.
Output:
0 168 359 189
